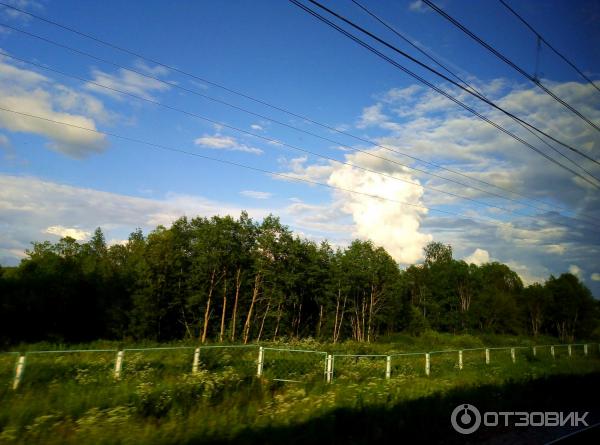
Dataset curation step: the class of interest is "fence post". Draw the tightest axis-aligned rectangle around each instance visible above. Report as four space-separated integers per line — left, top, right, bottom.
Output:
425 353 430 376
532 346 537 357
485 348 490 365
510 348 515 363
568 344 572 357
458 350 463 370
12 355 26 390
257 346 264 377
584 344 588 356
326 354 333 383
192 347 200 373
114 350 124 380
551 346 555 359
386 355 391 379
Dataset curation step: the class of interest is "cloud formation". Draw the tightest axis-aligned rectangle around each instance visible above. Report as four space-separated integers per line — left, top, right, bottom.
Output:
240 190 272 199
44 225 91 241
0 175 362 267
194 134 263 155
85 61 171 101
569 264 583 278
281 150 432 264
0 174 272 265
408 0 428 13
0 54 108 157
279 79 600 291
464 248 490 265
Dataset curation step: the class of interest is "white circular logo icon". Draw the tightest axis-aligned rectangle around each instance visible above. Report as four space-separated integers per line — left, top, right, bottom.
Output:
451 404 481 434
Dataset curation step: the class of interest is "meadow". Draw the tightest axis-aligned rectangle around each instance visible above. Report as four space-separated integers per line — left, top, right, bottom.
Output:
0 332 599 444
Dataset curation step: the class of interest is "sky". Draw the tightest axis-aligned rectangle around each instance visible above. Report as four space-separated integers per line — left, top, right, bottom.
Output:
0 0 599 295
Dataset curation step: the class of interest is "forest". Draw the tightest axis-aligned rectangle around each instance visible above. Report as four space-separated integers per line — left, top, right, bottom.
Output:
0 212 598 346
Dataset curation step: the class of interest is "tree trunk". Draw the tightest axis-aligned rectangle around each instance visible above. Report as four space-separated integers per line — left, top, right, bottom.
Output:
230 268 242 342
333 288 340 342
273 302 283 341
367 284 374 343
295 303 303 338
334 293 347 344
201 268 216 344
361 295 367 342
257 298 271 342
242 273 261 344
219 270 227 342
317 304 324 338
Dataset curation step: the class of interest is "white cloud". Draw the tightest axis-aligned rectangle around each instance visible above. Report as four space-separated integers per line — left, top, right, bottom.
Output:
0 55 108 157
85 63 170 100
543 244 567 255
0 174 409 267
240 190 272 199
591 273 600 281
0 174 274 263
44 225 91 241
0 0 43 23
194 134 263 155
357 103 395 129
569 264 582 278
284 199 354 235
250 124 264 131
279 156 334 182
408 1 427 13
0 133 9 147
107 238 128 247
504 260 547 285
358 104 385 126
281 151 432 264
285 79 600 289
0 54 47 84
464 248 490 265
132 60 170 77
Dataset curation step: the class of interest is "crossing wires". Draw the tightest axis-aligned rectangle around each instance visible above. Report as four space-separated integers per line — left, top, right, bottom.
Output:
0 1 597 206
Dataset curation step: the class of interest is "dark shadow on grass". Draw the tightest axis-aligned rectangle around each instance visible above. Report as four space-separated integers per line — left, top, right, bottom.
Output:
190 372 600 445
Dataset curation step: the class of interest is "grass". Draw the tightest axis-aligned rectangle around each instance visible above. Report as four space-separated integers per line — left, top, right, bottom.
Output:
0 333 599 444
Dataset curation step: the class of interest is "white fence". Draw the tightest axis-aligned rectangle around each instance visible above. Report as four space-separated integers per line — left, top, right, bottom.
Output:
2 343 597 389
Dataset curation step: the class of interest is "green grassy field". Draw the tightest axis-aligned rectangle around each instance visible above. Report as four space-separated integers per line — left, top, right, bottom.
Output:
0 333 599 444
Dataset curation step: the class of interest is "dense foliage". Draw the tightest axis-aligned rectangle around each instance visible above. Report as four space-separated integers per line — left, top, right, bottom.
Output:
0 212 598 345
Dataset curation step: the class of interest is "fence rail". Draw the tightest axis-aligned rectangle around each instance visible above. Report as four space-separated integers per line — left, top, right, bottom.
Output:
1 343 597 389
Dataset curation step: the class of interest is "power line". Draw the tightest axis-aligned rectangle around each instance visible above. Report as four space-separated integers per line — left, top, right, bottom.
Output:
349 0 600 203
300 0 600 171
5 51 597 232
3 28 597 224
1 104 594 237
288 0 600 189
0 4 593 214
422 0 600 134
352 0 475 90
498 0 600 95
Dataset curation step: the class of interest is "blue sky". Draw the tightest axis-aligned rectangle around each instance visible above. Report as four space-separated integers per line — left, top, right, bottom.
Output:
0 0 599 295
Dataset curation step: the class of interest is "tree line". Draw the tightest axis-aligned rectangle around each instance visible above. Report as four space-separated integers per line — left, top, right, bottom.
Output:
0 212 598 346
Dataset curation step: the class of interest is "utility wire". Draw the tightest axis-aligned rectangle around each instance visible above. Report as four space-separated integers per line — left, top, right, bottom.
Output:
422 0 600 134
498 0 600 95
289 0 600 189
0 3 592 214
5 50 597 232
2 27 597 223
301 0 600 171
1 104 594 236
351 0 479 93
349 0 600 198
